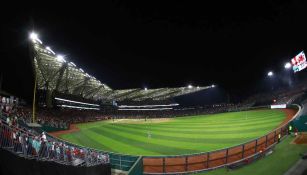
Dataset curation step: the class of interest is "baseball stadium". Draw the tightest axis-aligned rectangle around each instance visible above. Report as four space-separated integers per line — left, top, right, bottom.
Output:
1 2 307 175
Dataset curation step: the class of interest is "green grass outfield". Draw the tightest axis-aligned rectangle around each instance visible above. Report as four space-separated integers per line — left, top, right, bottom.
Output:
201 136 307 175
59 109 286 156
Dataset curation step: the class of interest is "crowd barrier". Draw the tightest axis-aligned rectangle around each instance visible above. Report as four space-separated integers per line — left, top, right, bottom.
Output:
143 105 301 174
45 128 142 174
0 118 109 167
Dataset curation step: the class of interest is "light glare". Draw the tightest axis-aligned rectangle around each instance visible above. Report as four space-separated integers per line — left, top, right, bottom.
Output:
268 71 273 76
284 62 291 69
56 55 66 62
46 46 55 55
29 32 42 44
30 32 38 40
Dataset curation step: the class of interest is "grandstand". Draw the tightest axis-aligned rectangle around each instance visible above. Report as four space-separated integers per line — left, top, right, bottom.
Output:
30 34 211 110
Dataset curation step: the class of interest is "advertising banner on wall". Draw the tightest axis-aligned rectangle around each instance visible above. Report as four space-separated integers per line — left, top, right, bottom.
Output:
271 104 287 109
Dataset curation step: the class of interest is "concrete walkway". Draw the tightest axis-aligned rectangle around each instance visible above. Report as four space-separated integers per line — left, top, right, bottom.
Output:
284 156 307 175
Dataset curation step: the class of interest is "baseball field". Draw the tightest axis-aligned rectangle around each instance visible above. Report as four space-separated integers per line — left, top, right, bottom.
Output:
57 109 287 156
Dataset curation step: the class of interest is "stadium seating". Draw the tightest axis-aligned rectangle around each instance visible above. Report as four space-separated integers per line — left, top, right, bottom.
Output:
0 109 109 168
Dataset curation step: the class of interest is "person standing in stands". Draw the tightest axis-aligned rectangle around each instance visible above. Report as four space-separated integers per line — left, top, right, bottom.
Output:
32 136 41 156
6 116 10 126
56 144 61 160
41 132 46 141
288 125 292 134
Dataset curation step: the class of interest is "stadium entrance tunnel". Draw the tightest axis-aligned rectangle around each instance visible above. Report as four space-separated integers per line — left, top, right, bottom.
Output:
142 105 301 174
0 148 111 175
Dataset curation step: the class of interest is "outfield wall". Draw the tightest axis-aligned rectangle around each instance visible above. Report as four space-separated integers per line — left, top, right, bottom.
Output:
143 105 301 174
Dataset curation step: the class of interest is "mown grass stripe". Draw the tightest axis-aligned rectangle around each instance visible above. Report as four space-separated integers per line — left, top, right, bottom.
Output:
90 127 200 155
60 131 114 151
112 117 284 133
101 124 258 144
59 109 286 155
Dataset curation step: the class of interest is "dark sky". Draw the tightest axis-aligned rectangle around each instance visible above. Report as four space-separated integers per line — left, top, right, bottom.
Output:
1 1 307 101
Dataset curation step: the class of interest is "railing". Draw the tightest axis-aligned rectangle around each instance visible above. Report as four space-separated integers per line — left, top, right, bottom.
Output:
45 128 140 172
0 118 109 167
143 105 301 174
128 156 144 175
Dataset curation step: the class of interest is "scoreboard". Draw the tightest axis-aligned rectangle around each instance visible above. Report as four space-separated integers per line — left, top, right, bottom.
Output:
292 51 306 73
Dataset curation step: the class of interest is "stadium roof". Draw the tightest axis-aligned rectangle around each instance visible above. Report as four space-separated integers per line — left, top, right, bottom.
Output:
30 33 212 102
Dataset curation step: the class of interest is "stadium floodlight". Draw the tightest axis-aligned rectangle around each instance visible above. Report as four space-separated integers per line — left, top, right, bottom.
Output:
284 62 292 69
211 84 215 88
267 71 273 77
188 85 193 89
29 32 42 44
29 32 38 40
144 87 148 91
45 46 55 55
56 55 66 63
70 62 76 67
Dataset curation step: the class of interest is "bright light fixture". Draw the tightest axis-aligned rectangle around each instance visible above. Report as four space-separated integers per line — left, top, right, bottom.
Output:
29 32 42 44
284 62 291 69
30 32 38 40
70 62 76 67
56 55 66 62
46 46 55 55
144 87 148 91
188 85 193 89
211 84 215 88
268 71 273 77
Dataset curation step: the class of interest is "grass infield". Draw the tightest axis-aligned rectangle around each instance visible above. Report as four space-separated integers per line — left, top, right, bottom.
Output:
59 109 287 156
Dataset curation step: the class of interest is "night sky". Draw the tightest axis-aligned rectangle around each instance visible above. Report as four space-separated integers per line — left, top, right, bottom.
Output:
1 1 307 102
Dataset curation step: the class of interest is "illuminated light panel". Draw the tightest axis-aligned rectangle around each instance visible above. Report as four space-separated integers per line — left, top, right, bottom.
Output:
118 103 179 108
59 104 100 110
118 107 173 111
54 97 100 106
